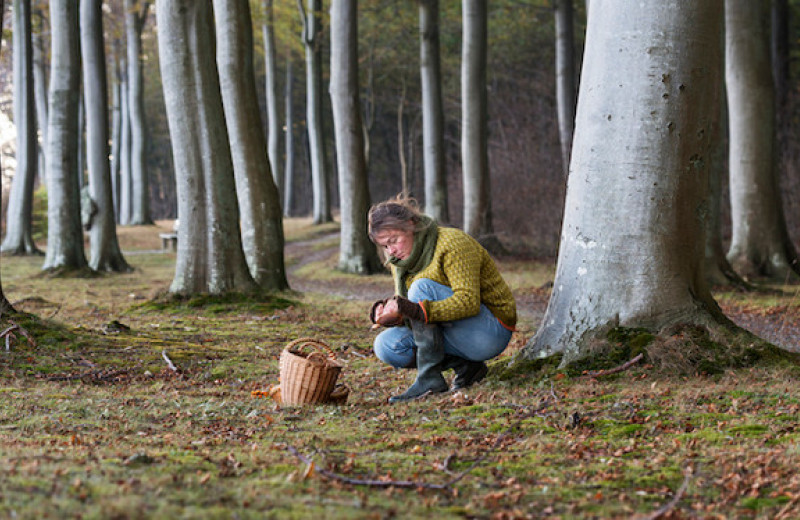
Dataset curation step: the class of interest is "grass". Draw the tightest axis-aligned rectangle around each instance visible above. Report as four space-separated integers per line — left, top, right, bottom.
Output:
1 219 800 518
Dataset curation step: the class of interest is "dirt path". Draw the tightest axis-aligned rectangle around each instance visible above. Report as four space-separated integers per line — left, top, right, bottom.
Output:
285 235 800 351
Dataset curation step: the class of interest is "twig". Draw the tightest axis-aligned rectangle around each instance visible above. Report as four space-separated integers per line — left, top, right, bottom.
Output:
583 353 644 378
1 321 36 351
161 350 178 372
286 394 558 490
287 445 450 490
639 468 693 520
776 495 800 520
46 368 131 383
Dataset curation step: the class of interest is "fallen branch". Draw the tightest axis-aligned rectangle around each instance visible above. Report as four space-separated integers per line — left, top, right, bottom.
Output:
161 350 178 372
46 368 131 383
583 353 644 378
1 321 36 351
639 467 693 520
287 445 451 490
286 394 558 491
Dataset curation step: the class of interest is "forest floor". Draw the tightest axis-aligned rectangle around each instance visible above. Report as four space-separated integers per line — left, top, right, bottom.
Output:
0 218 799 519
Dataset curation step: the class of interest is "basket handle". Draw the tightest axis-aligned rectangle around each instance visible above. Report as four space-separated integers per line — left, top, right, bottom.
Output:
285 337 336 358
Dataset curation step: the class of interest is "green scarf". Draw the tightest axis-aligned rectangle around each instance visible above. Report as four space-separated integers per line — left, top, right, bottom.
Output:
389 216 439 298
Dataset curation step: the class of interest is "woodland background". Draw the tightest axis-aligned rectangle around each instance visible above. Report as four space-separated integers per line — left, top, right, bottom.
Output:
0 0 764 257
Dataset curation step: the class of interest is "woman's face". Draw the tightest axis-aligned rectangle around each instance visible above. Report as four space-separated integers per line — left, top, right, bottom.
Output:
373 228 415 260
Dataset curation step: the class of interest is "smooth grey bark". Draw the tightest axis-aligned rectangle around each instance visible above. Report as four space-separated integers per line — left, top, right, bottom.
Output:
77 94 85 190
156 0 256 295
125 0 152 225
283 51 295 217
80 0 131 273
213 0 289 291
0 0 16 314
262 0 282 197
298 0 332 224
119 63 132 225
461 0 492 238
418 0 448 223
3 0 41 255
520 0 728 364
32 10 47 185
110 52 123 221
43 0 88 272
330 0 381 274
554 0 576 176
725 0 800 282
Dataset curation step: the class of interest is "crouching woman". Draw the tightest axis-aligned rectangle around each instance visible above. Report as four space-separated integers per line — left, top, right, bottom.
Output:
368 197 517 403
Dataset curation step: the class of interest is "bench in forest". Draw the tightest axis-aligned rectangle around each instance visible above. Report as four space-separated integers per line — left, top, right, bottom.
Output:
159 233 178 251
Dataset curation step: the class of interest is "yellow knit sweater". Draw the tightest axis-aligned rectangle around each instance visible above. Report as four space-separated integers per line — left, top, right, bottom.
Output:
391 226 517 328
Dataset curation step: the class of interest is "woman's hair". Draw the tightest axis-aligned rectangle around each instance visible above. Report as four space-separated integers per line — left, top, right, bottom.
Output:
368 195 426 241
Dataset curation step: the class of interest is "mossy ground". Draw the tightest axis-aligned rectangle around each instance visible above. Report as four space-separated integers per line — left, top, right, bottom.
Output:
1 219 800 518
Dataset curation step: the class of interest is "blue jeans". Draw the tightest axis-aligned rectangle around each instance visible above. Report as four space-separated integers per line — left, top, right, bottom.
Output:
373 278 512 368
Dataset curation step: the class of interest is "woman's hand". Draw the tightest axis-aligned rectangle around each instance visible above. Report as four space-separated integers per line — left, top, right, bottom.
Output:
370 298 403 327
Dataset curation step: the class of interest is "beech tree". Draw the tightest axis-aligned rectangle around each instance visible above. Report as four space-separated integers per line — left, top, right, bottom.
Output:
80 0 131 272
0 0 17 313
418 0 448 223
43 0 88 272
519 0 730 364
2 0 40 255
32 8 47 184
213 0 289 291
125 0 152 225
283 52 295 217
298 0 332 224
725 0 800 282
461 0 492 239
330 0 381 274
156 0 256 295
554 0 576 176
262 0 282 197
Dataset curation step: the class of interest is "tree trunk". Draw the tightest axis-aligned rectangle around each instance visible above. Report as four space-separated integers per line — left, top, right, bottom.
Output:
330 0 381 274
520 0 728 364
283 50 295 217
725 0 800 282
262 0 282 198
43 0 88 272
156 0 256 295
213 0 289 291
704 101 747 288
77 93 86 190
2 0 41 255
119 64 132 225
80 0 131 273
32 9 47 185
0 0 16 314
461 0 492 239
554 0 576 176
298 0 332 224
419 0 448 223
125 0 152 225
110 50 123 221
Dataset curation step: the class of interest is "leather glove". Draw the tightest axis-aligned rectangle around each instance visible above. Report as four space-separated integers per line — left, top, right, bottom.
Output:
370 298 403 327
392 296 427 323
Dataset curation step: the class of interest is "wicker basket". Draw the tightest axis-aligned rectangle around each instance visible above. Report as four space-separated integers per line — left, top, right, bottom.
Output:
279 338 343 405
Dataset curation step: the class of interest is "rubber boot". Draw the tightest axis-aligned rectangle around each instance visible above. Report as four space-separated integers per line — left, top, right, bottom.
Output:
441 355 488 390
388 322 449 403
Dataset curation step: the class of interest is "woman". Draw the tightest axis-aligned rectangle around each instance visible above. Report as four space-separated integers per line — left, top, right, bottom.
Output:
368 197 516 403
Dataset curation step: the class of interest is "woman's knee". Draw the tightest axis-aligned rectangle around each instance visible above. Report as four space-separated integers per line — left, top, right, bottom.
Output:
373 330 414 368
408 278 453 303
